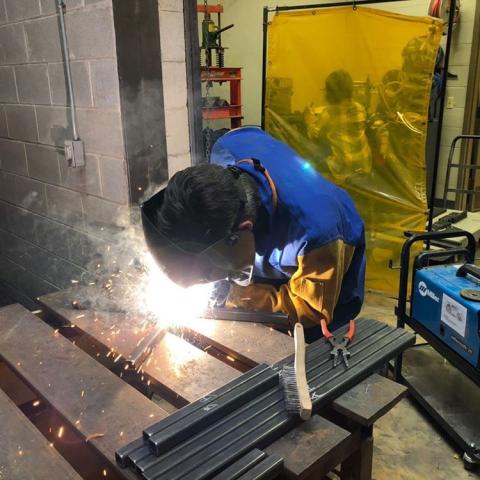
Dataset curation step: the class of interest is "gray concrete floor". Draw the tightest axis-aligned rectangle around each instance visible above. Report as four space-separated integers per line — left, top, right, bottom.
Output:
360 293 479 479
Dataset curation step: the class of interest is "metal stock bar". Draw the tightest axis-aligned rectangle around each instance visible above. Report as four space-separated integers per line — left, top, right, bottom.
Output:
210 449 267 480
116 319 414 479
266 0 405 12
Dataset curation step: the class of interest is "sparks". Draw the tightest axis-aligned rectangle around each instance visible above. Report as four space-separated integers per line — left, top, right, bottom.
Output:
102 469 108 476
57 426 64 438
32 400 40 407
226 355 235 362
135 253 214 330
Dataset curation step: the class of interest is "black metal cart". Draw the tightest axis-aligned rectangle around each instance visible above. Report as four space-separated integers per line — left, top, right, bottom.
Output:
394 229 480 470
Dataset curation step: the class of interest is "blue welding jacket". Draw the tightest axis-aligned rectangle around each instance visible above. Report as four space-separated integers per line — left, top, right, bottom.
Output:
210 127 366 328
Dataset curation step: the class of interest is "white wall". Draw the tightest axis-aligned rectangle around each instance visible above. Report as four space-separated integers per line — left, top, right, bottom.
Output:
213 0 478 201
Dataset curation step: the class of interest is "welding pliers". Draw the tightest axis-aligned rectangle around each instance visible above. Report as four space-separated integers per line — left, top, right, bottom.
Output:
320 319 355 368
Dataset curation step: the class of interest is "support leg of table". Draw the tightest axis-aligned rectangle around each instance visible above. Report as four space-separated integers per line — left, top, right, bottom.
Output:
340 426 373 480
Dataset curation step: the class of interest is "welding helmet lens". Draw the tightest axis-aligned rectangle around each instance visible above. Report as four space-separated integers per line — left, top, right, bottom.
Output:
141 188 255 287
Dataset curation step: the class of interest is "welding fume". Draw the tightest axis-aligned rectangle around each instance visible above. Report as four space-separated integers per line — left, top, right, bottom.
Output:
142 126 366 344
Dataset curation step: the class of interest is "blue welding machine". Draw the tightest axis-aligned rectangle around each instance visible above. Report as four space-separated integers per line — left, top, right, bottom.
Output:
412 263 480 368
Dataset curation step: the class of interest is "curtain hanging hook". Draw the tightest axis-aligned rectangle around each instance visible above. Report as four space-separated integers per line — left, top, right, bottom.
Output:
352 0 357 10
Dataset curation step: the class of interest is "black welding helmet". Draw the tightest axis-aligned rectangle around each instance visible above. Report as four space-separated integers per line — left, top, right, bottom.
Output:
141 187 255 288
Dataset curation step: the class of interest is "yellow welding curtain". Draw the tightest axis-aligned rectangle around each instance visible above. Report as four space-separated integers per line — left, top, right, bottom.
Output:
265 7 443 294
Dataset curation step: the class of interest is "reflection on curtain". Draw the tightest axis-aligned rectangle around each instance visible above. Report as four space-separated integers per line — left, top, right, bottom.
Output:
266 7 443 294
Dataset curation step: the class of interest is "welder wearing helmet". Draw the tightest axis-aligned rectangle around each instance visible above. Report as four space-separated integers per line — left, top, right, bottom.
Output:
142 127 365 342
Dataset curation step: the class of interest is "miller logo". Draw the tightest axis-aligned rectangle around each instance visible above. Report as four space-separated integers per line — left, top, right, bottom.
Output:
418 281 440 302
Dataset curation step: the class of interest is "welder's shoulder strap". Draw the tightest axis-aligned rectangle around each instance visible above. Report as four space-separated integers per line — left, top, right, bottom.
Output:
226 239 356 327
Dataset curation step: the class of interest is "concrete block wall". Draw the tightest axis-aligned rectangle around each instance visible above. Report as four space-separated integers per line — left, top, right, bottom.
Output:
0 0 129 307
158 0 192 177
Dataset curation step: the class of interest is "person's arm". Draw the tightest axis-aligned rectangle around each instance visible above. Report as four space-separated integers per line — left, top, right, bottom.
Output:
226 239 356 326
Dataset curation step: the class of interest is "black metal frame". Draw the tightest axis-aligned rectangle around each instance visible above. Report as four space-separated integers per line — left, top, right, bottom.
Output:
261 0 456 224
394 229 480 463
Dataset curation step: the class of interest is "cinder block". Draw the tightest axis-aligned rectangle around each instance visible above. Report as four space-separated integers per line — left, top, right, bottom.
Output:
99 155 128 204
5 0 41 22
83 194 126 228
46 184 84 227
24 16 63 63
0 139 27 175
0 171 17 204
450 43 472 68
15 64 51 105
0 256 26 292
18 266 57 299
76 108 124 157
0 199 16 231
0 67 18 103
91 59 120 108
34 214 71 259
168 153 191 178
67 227 103 269
59 153 102 196
165 107 190 156
24 245 58 287
48 61 93 107
23 240 84 289
13 174 47 215
35 105 73 147
158 10 186 62
8 203 44 242
4 105 38 143
0 170 15 203
0 228 35 269
65 6 115 59
25 143 62 184
0 107 7 136
40 0 83 15
0 1 7 24
0 24 28 64
158 0 183 12
0 199 14 231
53 256 88 289
161 61 187 111
0 228 11 253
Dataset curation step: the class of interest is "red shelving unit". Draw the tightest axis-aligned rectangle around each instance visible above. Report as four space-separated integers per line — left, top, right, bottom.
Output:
201 67 243 129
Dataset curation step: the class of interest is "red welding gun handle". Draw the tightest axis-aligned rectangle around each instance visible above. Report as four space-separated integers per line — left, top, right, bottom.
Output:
344 320 355 342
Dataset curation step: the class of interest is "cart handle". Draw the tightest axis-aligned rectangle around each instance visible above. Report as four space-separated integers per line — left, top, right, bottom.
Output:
456 264 480 282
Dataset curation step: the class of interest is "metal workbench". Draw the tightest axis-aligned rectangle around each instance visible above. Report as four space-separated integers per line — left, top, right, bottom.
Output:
0 286 410 479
